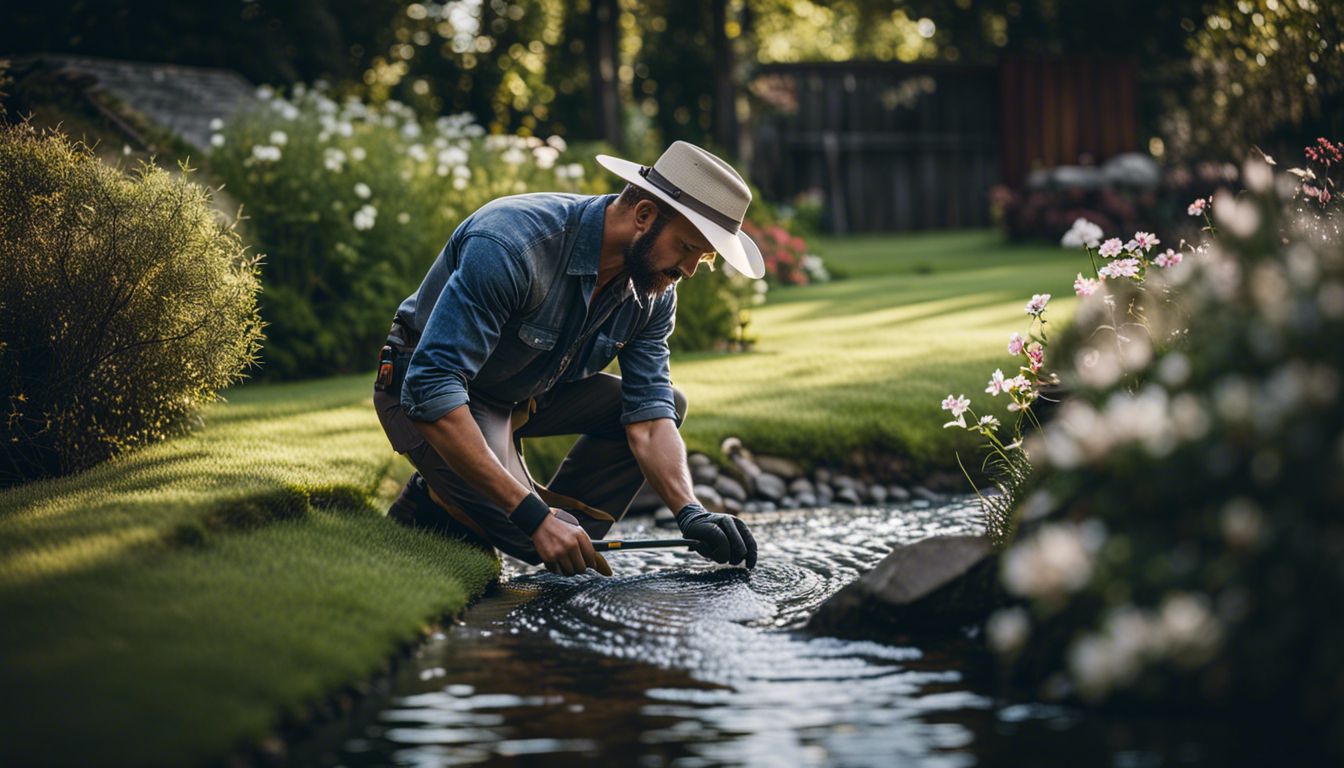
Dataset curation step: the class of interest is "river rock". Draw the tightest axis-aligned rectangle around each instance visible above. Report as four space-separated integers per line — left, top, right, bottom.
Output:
626 481 663 515
816 485 834 505
813 467 833 485
754 472 786 501
794 492 817 508
691 462 720 486
912 485 942 503
688 452 713 468
835 486 862 505
832 475 860 492
653 505 676 528
723 497 744 517
887 484 911 501
693 484 725 514
757 500 777 513
806 535 1002 636
779 496 799 510
867 484 888 504
788 477 815 497
755 455 802 480
714 475 748 502
742 500 761 514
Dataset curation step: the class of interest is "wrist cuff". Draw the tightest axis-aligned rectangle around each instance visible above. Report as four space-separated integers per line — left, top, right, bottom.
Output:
675 503 707 524
511 493 551 536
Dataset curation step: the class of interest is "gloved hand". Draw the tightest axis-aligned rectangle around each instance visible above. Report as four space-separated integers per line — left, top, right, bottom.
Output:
675 503 758 568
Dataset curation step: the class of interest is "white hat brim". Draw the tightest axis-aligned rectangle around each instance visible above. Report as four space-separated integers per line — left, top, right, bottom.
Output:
595 154 766 279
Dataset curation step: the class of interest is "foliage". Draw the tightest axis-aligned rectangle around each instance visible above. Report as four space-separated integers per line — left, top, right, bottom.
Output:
985 149 1344 756
0 374 499 766
741 219 829 286
0 124 263 486
209 84 603 378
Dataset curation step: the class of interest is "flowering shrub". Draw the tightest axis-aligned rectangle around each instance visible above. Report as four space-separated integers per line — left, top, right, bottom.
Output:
740 220 829 286
981 149 1344 756
1 124 263 484
210 83 602 378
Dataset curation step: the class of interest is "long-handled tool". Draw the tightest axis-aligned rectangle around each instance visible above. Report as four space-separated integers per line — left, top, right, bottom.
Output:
591 538 695 552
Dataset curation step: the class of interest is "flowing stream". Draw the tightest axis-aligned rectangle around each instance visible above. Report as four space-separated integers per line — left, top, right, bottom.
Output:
289 501 1249 767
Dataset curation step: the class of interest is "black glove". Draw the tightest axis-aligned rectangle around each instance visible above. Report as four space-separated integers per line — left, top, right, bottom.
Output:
675 503 758 568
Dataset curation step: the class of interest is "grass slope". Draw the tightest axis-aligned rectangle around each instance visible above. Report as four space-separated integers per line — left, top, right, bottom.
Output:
0 375 500 767
526 230 1082 479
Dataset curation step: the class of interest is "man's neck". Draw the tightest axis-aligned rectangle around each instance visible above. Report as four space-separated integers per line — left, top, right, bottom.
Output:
595 198 629 297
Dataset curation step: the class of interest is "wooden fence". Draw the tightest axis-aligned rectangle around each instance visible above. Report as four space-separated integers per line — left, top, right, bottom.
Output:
747 57 1137 233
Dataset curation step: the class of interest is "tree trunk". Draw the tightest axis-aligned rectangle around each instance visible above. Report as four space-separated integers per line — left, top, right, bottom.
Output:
711 0 738 157
587 0 623 150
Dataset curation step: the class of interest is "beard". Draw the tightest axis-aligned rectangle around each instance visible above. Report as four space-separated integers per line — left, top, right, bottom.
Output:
624 214 680 301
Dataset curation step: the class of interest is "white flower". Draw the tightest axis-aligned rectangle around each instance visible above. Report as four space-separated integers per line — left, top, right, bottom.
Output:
279 103 299 121
350 146 367 162
533 145 559 170
501 147 527 165
249 144 282 162
323 148 346 172
1074 273 1099 296
352 204 378 231
453 165 471 179
209 117 224 131
1060 218 1103 249
985 369 1007 396
354 182 372 199
397 211 411 225
255 85 275 100
986 607 1030 655
269 130 288 146
1024 293 1051 317
546 135 568 152
408 143 429 163
941 393 972 418
453 177 469 191
210 134 225 148
978 414 1000 429
1098 238 1123 258
1001 523 1098 601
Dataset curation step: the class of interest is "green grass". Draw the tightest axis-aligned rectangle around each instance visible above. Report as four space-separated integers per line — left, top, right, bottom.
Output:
0 375 500 767
526 230 1083 480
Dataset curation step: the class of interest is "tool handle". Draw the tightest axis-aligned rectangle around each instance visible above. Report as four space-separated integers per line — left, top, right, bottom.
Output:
591 538 695 552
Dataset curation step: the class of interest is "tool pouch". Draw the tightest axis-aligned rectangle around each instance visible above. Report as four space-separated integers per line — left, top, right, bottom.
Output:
374 345 397 391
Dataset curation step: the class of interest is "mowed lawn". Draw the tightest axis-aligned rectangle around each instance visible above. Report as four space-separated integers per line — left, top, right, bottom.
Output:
528 229 1082 479
0 378 500 767
0 229 1079 766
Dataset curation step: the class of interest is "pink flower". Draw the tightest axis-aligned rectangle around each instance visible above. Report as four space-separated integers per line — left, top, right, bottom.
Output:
1098 257 1141 279
1026 342 1044 372
1009 374 1031 392
1133 232 1159 252
986 369 1007 396
1074 273 1100 296
1008 332 1025 356
1154 248 1183 268
1025 293 1051 317
1187 197 1208 216
1099 238 1123 258
941 393 971 418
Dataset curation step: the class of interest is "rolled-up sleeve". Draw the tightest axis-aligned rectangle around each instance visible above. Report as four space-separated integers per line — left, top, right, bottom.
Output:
618 289 681 427
401 235 529 422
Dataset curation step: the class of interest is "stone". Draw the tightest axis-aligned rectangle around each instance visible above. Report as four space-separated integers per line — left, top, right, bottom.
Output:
912 485 942 503
626 481 663 515
788 477 815 497
867 484 888 504
832 474 860 491
722 497 744 517
794 492 817 508
687 452 713 468
693 484 724 514
691 463 720 486
714 475 748 502
806 535 1002 637
757 501 777 513
816 485 834 505
653 505 677 528
813 467 833 485
742 500 761 514
755 455 802 480
835 486 862 505
719 436 744 457
779 496 799 510
754 472 786 501
887 484 911 501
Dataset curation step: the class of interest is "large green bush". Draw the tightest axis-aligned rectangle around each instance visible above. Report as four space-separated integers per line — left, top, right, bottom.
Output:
985 157 1344 756
210 85 606 378
0 124 263 486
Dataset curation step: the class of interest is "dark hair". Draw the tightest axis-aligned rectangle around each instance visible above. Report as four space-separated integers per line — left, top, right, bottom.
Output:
617 182 676 220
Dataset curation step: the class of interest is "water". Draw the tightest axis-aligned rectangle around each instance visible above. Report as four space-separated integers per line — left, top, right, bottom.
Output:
289 502 1258 767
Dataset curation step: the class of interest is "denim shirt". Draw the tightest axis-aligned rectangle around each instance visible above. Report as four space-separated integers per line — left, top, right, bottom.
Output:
396 192 680 427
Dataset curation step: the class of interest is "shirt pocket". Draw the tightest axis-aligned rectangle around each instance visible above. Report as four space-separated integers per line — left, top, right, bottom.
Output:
575 331 625 379
518 321 560 350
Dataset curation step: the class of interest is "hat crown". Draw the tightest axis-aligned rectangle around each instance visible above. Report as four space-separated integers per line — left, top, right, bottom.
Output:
652 141 752 225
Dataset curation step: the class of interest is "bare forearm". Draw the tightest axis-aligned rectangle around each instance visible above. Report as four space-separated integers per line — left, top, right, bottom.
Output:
626 418 696 511
412 405 531 510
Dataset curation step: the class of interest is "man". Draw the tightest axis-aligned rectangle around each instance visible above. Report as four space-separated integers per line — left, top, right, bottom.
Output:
374 141 763 576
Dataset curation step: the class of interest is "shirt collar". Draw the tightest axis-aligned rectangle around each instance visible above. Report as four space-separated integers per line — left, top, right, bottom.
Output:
566 193 616 276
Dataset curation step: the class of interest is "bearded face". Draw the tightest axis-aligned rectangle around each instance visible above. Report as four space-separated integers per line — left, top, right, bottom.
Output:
623 213 682 300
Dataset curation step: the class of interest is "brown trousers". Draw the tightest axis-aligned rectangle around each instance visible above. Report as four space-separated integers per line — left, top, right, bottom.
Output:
374 371 687 564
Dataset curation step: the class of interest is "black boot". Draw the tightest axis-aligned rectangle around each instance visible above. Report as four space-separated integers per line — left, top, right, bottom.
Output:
387 472 438 528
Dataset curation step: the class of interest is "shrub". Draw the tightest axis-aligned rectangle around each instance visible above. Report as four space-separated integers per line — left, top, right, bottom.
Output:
0 124 263 485
209 85 604 379
984 151 1344 756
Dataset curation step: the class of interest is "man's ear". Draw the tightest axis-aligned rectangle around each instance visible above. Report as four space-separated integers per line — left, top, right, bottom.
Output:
632 199 660 234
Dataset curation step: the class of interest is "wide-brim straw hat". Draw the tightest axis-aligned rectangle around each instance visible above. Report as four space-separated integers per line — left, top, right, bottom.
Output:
596 141 765 279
